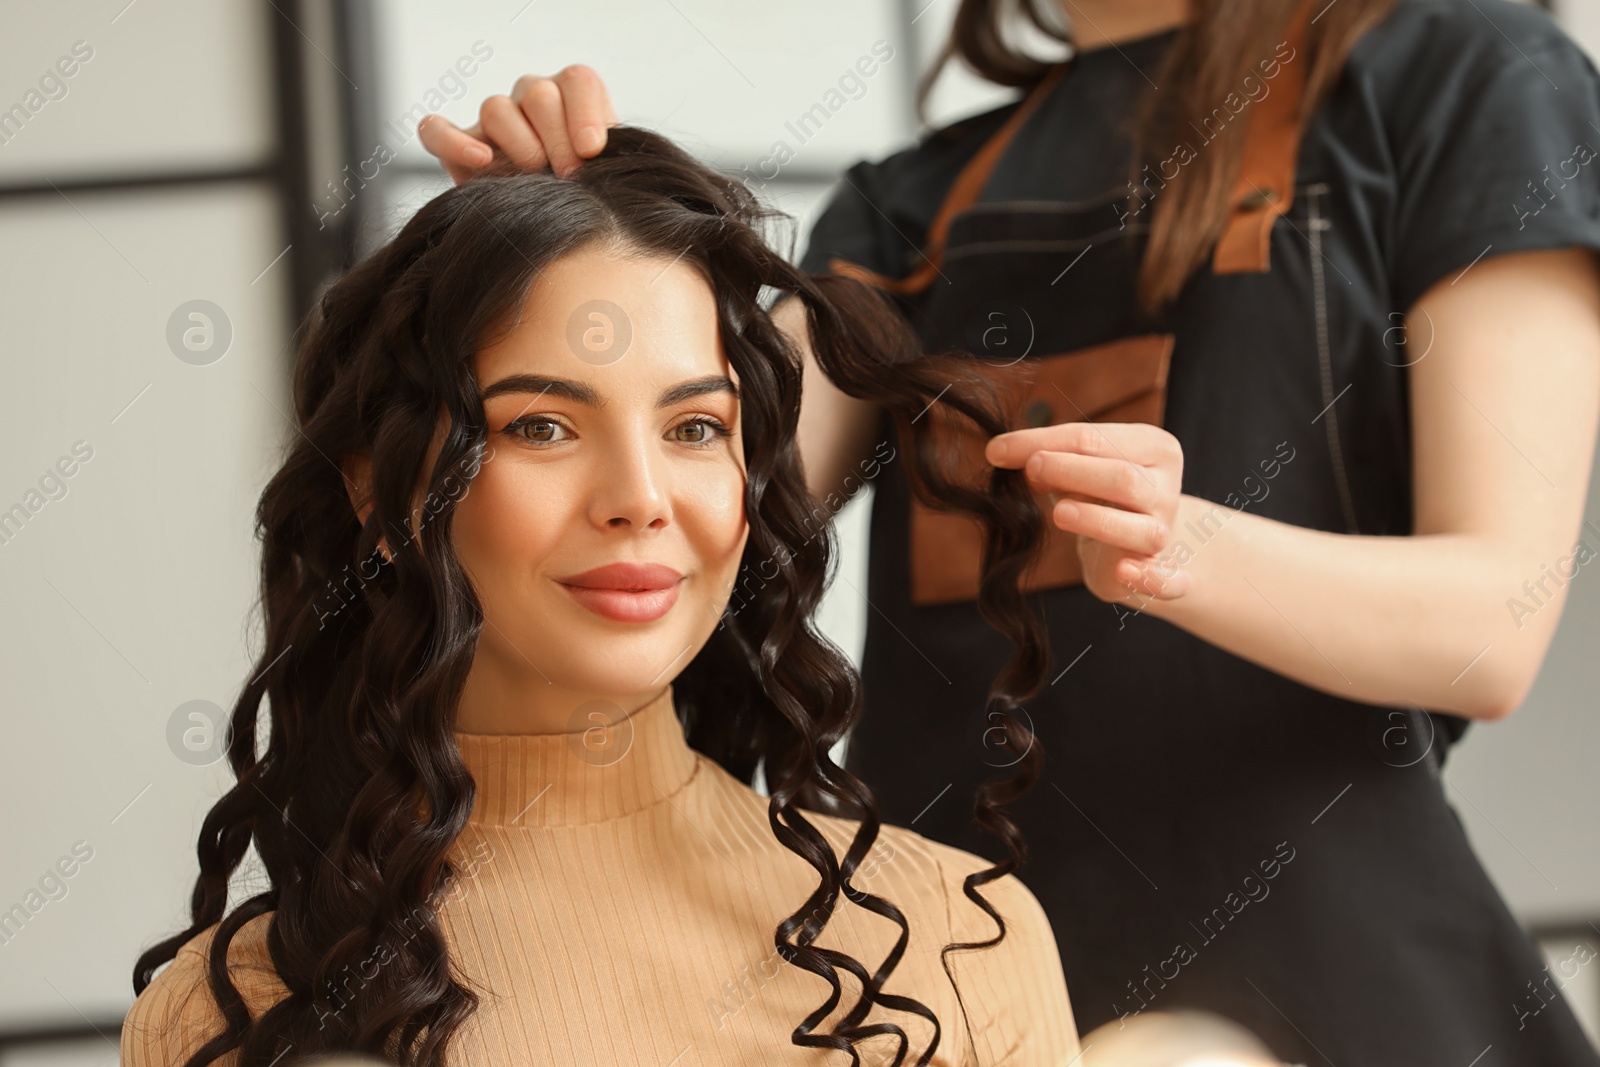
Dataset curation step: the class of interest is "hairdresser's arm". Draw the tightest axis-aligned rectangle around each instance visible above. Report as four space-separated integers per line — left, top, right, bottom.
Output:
989 248 1600 721
773 294 885 510
417 66 618 183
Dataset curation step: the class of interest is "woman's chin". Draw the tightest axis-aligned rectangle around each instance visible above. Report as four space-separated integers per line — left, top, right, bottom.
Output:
528 620 708 690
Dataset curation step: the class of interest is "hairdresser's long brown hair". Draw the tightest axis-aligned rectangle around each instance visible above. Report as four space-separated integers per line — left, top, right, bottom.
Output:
917 0 1398 311
131 125 1050 1067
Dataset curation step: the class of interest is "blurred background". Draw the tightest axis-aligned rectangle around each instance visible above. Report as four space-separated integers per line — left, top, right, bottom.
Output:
1 1 1597 1063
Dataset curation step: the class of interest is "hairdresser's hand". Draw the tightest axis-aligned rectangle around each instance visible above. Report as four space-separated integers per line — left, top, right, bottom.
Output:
417 65 618 184
985 421 1192 602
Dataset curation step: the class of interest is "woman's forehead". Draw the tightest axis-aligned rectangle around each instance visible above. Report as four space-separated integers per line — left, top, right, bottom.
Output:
476 246 736 397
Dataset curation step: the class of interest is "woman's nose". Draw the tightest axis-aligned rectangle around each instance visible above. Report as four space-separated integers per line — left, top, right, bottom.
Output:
591 432 671 530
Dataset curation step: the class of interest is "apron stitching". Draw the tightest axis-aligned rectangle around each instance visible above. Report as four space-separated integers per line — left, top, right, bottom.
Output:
1307 183 1363 535
955 190 1131 214
942 225 1152 263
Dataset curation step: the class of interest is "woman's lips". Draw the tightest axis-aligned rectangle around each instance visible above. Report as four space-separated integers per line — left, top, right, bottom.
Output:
558 579 682 622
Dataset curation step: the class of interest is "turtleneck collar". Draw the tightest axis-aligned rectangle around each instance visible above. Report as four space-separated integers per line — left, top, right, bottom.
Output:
452 684 699 829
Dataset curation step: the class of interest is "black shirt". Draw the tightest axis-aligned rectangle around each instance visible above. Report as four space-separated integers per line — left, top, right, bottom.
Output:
798 1 1600 1063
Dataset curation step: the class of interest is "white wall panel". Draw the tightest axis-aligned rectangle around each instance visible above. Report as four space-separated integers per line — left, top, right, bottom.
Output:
0 183 288 1025
0 1 273 182
372 0 909 173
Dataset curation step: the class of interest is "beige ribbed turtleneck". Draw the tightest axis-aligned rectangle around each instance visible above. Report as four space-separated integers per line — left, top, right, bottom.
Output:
120 684 1080 1065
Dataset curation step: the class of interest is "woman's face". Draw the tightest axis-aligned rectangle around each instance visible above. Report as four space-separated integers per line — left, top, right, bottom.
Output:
449 242 749 731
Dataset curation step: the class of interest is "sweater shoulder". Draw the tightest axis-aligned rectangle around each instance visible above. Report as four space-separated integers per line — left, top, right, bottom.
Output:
872 826 1055 945
120 913 287 1067
803 807 1048 940
691 757 1052 942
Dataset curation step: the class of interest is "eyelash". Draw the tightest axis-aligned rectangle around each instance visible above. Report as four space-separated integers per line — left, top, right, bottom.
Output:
502 414 734 450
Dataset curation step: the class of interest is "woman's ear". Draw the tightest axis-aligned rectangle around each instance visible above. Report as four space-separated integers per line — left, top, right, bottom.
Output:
340 451 392 561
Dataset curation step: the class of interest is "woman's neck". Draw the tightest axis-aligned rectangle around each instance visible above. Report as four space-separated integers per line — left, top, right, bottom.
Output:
452 684 695 828
1059 0 1189 50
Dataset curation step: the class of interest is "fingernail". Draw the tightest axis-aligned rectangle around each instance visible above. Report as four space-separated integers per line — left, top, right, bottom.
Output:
1026 452 1043 477
576 125 602 154
469 144 492 165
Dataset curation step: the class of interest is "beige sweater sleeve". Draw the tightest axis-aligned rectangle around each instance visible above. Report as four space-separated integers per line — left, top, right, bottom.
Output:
120 942 233 1067
120 920 288 1067
936 855 1083 1067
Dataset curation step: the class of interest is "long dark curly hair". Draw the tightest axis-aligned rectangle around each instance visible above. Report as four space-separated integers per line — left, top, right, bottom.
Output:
131 124 1052 1067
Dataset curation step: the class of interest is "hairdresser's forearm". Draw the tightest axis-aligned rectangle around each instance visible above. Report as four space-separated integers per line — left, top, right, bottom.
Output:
776 294 883 509
1134 493 1552 719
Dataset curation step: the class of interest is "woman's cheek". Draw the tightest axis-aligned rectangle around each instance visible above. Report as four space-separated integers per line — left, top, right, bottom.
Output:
455 462 559 576
699 471 749 555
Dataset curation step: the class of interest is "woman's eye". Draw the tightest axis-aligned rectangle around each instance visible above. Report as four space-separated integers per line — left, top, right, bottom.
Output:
503 415 732 448
675 416 733 447
506 417 570 445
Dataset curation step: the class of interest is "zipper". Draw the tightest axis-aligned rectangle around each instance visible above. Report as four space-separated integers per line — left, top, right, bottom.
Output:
1305 182 1362 535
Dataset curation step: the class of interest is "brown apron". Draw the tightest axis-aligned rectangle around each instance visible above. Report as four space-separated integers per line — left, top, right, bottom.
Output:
824 0 1317 606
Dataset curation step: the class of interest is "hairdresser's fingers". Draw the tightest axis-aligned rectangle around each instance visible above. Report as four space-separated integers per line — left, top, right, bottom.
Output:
548 64 616 159
985 419 1180 473
1022 450 1166 517
1118 555 1193 599
511 74 579 178
480 93 549 172
1050 494 1169 557
416 113 494 185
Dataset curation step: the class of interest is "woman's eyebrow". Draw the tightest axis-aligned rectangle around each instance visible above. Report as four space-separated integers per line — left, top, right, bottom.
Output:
659 375 740 407
479 373 739 408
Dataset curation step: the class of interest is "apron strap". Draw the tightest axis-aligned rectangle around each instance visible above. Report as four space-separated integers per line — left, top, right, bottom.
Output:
1212 0 1319 273
827 61 1070 295
826 0 1320 291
